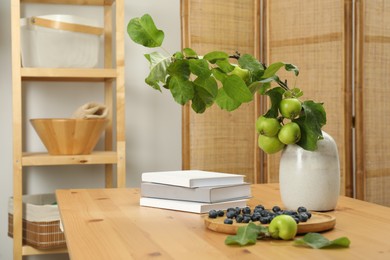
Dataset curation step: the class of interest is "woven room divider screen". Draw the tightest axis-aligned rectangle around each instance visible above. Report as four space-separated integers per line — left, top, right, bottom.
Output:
181 0 262 184
355 0 390 206
181 0 390 206
264 0 353 196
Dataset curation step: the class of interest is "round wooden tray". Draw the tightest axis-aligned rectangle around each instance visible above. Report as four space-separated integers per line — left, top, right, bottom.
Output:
204 212 336 235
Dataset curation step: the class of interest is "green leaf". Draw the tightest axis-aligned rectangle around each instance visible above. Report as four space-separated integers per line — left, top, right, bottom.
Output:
248 81 262 94
168 76 194 105
285 63 299 76
294 233 350 249
215 88 241 111
144 52 171 91
264 87 284 118
262 62 299 79
193 77 218 106
263 62 285 78
162 75 171 89
225 223 263 246
216 59 235 73
183 48 198 58
167 59 190 79
238 54 264 81
191 94 206 113
294 101 327 151
188 59 211 78
258 76 279 94
191 77 217 113
212 68 228 82
127 14 164 48
239 54 264 71
258 82 271 95
173 51 184 60
223 75 253 103
252 70 265 82
203 51 229 64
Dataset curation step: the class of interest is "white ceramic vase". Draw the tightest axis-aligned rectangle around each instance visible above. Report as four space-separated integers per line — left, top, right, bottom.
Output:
279 131 340 211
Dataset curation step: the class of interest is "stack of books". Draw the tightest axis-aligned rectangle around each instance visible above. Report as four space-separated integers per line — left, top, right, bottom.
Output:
139 170 251 213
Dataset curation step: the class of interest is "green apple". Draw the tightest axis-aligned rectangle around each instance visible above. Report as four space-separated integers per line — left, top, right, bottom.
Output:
268 215 298 240
279 98 302 119
258 134 285 154
278 122 301 144
255 116 281 137
231 64 249 82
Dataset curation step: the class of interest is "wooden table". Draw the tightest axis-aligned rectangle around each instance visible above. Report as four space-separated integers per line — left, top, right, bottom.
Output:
56 184 390 260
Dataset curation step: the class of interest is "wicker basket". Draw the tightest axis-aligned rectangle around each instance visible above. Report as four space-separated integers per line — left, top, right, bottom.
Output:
8 193 66 249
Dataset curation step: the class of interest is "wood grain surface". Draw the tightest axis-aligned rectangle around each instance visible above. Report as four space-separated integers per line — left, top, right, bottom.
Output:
56 184 390 260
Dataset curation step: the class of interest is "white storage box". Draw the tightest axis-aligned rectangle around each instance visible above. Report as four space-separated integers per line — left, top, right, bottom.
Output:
20 15 103 68
8 193 66 249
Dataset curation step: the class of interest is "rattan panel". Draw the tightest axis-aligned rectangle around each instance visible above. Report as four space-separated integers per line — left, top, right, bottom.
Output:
265 0 352 195
181 0 261 183
356 0 390 206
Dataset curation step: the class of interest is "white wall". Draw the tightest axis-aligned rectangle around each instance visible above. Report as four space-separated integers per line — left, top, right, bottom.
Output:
0 1 181 259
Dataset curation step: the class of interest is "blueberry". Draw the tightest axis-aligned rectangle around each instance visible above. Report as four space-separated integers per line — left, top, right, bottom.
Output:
226 210 236 219
259 216 271 224
293 217 300 224
235 207 242 215
272 205 281 213
251 213 260 221
242 216 251 223
283 210 295 216
298 212 309 222
253 208 262 214
242 206 251 215
297 206 307 213
306 211 312 219
254 207 266 213
236 214 244 223
255 205 265 211
224 218 233 225
217 210 225 217
260 210 270 217
208 210 218 218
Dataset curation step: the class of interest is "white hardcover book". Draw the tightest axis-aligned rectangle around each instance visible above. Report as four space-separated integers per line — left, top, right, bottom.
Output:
141 170 245 188
139 197 248 214
141 182 251 203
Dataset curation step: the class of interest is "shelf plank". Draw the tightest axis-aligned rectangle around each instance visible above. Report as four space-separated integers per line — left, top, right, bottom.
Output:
21 0 114 6
22 245 67 256
22 151 118 166
12 0 125 259
21 68 117 81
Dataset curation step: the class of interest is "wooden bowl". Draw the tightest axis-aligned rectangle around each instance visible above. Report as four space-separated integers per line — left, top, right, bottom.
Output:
30 118 109 155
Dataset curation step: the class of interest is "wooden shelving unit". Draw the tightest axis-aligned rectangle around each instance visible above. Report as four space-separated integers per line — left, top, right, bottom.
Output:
11 0 125 259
